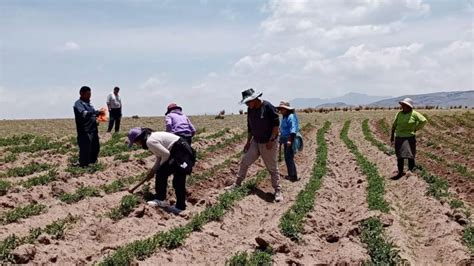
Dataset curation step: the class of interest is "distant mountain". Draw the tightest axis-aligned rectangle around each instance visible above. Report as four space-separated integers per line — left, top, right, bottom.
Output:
291 92 391 108
315 102 354 108
369 90 474 107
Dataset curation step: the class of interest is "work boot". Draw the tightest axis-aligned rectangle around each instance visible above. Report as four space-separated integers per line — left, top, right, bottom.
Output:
274 190 283 202
168 205 184 215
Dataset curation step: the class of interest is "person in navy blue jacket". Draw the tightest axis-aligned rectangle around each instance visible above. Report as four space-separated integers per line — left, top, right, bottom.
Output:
73 86 105 167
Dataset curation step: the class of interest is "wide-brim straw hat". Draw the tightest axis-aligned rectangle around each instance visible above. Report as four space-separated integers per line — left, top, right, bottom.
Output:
399 98 414 109
277 101 294 110
240 88 263 104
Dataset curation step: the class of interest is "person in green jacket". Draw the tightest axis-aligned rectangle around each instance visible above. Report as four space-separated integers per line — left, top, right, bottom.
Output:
390 98 427 179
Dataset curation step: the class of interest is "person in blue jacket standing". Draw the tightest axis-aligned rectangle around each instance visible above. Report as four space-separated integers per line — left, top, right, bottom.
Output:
277 101 301 181
73 86 105 167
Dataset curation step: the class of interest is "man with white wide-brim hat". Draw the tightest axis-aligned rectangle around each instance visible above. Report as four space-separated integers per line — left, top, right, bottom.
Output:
226 88 283 202
390 97 427 179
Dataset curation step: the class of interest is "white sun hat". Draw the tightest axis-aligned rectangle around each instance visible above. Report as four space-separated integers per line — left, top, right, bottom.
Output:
399 98 413 108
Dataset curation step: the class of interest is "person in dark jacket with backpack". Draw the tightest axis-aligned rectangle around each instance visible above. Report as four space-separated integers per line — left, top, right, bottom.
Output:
73 86 105 167
128 127 196 214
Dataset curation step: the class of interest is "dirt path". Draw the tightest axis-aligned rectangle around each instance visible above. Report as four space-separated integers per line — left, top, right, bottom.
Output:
140 127 320 264
273 122 371 264
350 119 470 264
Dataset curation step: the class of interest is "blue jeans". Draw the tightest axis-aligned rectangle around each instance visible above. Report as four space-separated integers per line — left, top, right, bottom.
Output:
284 144 297 179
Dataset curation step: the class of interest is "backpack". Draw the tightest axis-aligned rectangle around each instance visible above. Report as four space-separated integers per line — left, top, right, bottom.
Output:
170 139 196 175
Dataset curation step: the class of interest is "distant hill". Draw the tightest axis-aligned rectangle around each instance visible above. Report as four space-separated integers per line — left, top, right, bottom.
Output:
291 92 391 108
315 102 354 108
369 90 474 107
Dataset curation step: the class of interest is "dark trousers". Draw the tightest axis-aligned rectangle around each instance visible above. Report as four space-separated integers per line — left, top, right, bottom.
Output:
397 158 415 173
107 108 122 132
177 135 192 145
284 144 297 179
155 142 189 210
77 132 100 167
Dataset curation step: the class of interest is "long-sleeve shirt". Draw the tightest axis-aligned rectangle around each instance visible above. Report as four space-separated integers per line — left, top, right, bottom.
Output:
247 100 280 143
146 132 180 170
280 113 299 138
73 99 99 134
392 110 427 137
165 110 196 137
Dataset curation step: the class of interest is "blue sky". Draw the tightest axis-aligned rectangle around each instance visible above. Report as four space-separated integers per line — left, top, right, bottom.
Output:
0 0 473 119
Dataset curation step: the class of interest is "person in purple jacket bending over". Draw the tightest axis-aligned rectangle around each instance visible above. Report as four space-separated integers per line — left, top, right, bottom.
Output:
165 103 196 145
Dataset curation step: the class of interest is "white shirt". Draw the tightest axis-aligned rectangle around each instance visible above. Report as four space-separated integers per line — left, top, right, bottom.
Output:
106 92 122 109
147 132 180 169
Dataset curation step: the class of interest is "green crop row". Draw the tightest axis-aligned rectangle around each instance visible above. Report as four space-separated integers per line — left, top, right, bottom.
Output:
0 203 46 225
58 186 101 204
226 248 274 266
6 136 65 154
360 218 401 264
187 152 242 186
99 169 268 265
101 173 146 194
198 131 246 158
376 118 391 136
0 214 78 263
463 226 474 255
65 163 106 177
0 180 11 196
341 120 390 213
0 134 36 147
19 170 58 188
113 153 130 162
6 162 52 177
279 121 330 241
1 153 18 163
205 127 231 140
362 119 394 156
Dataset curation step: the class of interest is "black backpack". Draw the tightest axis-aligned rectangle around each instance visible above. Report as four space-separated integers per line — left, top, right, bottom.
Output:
169 139 196 175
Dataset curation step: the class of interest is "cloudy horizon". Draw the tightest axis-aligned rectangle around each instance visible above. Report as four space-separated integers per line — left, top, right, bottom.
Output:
0 0 473 119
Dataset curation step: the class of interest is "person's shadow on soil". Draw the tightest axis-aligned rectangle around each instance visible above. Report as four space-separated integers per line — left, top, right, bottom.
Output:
250 187 275 203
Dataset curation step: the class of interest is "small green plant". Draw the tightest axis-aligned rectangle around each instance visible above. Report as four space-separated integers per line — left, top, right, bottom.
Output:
360 217 401 264
101 173 146 194
463 226 474 254
0 203 46 225
279 121 330 241
415 165 449 199
7 162 51 177
134 151 153 160
20 169 58 188
65 163 106 176
0 179 11 196
107 195 140 221
0 134 36 147
114 153 130 162
449 199 464 209
58 186 101 204
226 248 273 266
0 214 78 262
44 215 79 239
1 153 17 163
205 127 231 140
341 120 389 212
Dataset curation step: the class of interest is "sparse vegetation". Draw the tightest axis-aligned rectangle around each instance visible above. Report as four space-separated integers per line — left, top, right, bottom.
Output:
0 203 46 225
65 162 105 176
107 195 141 221
362 119 394 155
226 248 274 266
7 162 51 177
58 185 101 203
341 120 389 212
19 169 58 188
279 121 330 241
360 218 401 264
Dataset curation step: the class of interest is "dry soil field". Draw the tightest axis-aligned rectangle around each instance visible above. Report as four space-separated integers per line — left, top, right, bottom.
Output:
0 110 472 265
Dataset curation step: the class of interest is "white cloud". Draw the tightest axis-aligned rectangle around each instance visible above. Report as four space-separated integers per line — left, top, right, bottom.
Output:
60 41 80 51
260 0 430 37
